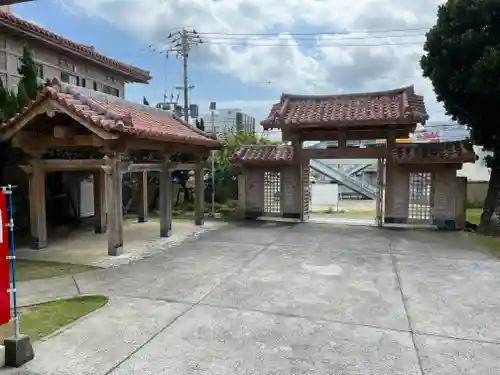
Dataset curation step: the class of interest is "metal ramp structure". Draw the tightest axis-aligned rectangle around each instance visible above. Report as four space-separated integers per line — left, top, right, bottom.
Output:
305 142 377 199
309 159 377 200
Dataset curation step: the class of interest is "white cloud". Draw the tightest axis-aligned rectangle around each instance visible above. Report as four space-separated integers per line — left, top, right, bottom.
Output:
60 0 450 123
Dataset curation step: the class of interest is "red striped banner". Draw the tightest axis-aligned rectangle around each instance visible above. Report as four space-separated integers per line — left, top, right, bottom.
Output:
0 191 10 325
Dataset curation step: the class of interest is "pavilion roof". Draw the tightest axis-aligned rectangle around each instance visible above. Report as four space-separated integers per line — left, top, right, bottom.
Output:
262 86 428 130
0 78 220 147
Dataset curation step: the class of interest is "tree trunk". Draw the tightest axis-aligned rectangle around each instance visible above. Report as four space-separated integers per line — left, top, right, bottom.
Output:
480 167 500 234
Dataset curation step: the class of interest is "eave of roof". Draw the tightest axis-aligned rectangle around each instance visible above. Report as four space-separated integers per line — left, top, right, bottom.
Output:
0 11 151 83
0 78 220 147
262 85 429 129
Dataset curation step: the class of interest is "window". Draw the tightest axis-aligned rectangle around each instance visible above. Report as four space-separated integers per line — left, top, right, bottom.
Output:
103 84 119 97
93 81 98 91
36 63 44 79
60 71 80 85
81 78 86 88
60 71 69 83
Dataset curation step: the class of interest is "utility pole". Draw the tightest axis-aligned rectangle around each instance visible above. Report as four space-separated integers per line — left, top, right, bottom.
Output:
167 28 203 122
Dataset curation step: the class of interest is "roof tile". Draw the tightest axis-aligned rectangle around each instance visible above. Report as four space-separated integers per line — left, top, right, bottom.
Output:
0 11 151 83
392 141 475 163
262 86 428 129
234 145 294 164
1 79 219 147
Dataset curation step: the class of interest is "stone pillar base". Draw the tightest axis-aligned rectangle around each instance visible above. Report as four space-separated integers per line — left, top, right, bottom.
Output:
4 335 34 367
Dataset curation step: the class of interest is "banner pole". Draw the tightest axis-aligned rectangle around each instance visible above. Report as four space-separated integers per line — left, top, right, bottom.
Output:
2 184 34 367
4 185 19 337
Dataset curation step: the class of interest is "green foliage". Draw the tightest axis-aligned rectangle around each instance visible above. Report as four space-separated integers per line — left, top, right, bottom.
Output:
207 131 276 202
16 83 29 110
420 0 500 155
17 45 40 101
421 0 500 231
0 44 41 122
143 96 150 106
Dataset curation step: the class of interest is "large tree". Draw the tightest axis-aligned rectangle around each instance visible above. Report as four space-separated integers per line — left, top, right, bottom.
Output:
0 45 40 121
17 45 41 103
421 0 500 233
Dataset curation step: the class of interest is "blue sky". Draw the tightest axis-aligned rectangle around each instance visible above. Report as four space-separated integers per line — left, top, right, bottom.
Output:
14 1 280 122
12 0 456 130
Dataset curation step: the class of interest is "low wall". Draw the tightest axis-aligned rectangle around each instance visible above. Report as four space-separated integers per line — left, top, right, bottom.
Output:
467 181 488 203
311 183 339 209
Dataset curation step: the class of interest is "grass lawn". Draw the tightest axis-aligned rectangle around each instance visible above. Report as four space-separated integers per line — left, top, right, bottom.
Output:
13 260 97 282
466 208 482 225
0 296 108 342
465 208 500 256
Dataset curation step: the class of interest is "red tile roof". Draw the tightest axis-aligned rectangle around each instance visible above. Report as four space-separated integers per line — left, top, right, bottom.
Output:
234 145 294 165
0 11 151 83
393 141 476 163
262 86 428 129
1 79 220 147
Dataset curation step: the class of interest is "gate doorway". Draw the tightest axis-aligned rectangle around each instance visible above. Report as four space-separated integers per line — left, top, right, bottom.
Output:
264 171 281 216
408 172 433 224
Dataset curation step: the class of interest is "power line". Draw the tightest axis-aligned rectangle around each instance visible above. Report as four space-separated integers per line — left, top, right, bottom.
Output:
165 28 203 121
202 40 423 47
199 32 425 42
196 26 430 36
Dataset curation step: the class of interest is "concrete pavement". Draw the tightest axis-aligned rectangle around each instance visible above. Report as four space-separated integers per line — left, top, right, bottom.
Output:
3 221 500 374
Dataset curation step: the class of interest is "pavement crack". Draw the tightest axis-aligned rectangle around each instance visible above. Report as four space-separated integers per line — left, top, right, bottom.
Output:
104 240 276 375
72 275 81 295
388 237 426 375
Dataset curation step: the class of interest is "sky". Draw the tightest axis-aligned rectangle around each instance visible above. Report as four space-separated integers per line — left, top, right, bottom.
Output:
14 0 454 136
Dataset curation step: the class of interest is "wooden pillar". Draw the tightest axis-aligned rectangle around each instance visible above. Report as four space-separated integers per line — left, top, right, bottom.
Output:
375 158 385 227
105 153 123 256
159 155 172 237
137 171 148 223
28 156 47 249
194 163 205 226
93 170 107 233
238 173 246 213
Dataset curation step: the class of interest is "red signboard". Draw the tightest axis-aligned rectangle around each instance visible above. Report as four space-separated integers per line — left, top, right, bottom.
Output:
0 191 10 325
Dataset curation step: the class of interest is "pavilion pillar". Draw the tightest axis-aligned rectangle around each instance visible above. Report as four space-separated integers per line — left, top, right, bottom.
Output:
137 171 148 223
194 163 205 226
159 155 172 237
28 155 47 249
93 170 107 233
105 153 124 256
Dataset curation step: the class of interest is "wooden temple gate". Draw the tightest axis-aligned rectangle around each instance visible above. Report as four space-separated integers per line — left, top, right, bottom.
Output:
235 86 475 229
0 78 219 255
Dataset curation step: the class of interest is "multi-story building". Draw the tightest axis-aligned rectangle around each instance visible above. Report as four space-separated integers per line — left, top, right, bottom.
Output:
201 108 256 135
0 8 150 97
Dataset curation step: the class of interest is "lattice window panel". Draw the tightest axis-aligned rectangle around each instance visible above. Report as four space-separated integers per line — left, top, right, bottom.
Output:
264 172 281 214
408 172 432 221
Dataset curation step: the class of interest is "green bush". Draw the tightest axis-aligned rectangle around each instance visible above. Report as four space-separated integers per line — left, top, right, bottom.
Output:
466 200 483 209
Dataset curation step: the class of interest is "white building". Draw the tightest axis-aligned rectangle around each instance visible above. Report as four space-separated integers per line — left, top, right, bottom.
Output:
201 108 256 135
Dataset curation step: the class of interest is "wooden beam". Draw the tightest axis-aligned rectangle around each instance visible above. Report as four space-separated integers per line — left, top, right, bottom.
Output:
301 147 389 159
0 101 52 141
50 101 119 140
169 162 210 171
124 162 210 173
53 125 76 139
12 133 106 149
44 159 105 172
137 171 148 223
124 163 161 173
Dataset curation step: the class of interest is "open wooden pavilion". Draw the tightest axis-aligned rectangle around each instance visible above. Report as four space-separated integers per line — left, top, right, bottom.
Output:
235 86 475 229
0 78 220 255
